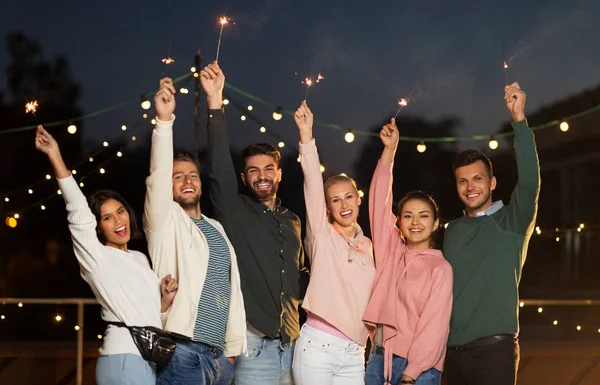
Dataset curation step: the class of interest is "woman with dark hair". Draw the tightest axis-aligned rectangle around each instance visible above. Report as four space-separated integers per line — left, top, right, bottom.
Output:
363 119 453 385
292 101 376 384
35 125 178 385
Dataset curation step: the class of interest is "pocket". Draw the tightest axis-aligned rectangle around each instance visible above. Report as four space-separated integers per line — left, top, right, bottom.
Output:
171 346 202 369
474 339 517 360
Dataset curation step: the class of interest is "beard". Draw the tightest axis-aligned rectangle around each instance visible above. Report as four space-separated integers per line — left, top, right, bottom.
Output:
462 188 492 213
247 178 279 202
174 193 201 211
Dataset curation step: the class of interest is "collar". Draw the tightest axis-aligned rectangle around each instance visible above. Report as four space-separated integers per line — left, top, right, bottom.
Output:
463 200 504 217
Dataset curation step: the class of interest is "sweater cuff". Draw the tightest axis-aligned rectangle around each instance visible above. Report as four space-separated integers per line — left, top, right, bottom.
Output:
298 139 317 155
208 109 225 123
57 174 84 204
403 363 423 382
511 118 529 130
376 160 393 176
155 114 175 134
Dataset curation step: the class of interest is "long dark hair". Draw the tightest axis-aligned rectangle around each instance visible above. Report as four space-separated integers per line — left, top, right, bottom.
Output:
396 190 441 248
88 190 141 244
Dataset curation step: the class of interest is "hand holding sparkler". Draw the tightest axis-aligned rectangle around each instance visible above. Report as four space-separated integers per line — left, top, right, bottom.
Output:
294 101 313 144
155 77 176 121
504 82 526 122
200 62 225 109
35 125 59 158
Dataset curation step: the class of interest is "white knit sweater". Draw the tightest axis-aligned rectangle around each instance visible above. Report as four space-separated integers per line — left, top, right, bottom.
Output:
58 175 162 356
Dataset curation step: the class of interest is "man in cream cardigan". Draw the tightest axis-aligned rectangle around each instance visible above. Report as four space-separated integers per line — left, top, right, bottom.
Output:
143 77 247 385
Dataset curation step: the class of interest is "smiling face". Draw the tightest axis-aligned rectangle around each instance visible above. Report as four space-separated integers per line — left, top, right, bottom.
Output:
172 161 202 210
241 154 282 202
326 180 361 228
398 198 439 250
98 198 131 249
455 160 496 216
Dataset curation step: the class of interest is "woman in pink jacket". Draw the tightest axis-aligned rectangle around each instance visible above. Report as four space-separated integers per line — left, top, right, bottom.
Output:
363 118 453 385
292 101 376 384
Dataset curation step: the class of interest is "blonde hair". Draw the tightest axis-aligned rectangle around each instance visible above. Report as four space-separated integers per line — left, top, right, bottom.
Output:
324 175 360 223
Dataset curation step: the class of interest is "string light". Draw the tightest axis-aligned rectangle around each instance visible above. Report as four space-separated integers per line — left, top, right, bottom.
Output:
247 105 253 111
143 114 148 119
444 223 449 229
57 190 62 195
416 140 427 153
18 302 23 307
278 141 285 148
72 170 77 175
223 99 230 105
4 197 8 202
560 122 569 132
14 214 20 219
140 96 151 110
358 190 365 198
46 174 51 180
537 307 543 313
5 217 17 228
179 88 189 94
89 157 94 162
79 183 84 187
0 315 5 320
553 320 558 326
97 334 103 339
259 126 266 133
103 141 109 147
100 168 106 174
151 119 156 125
117 151 123 157
74 325 80 331
67 124 77 134
577 325 582 331
131 136 137 141
55 314 62 322
519 302 524 308
320 165 325 173
41 205 46 210
190 66 197 73
580 223 585 229
488 137 499 150
121 125 127 131
577 228 582 232
297 156 301 163
556 237 560 242
240 115 247 121
193 73 199 78
344 130 355 143
272 108 283 121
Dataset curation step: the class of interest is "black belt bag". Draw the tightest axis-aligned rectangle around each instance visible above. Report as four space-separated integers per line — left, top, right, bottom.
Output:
108 322 176 365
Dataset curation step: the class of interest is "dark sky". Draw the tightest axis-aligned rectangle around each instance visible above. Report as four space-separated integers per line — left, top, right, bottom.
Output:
1 0 599 175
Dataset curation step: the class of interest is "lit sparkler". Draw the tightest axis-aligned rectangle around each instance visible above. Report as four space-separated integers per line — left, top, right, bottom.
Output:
162 57 175 64
25 100 39 114
393 98 408 118
216 16 229 62
316 73 324 83
503 60 508 85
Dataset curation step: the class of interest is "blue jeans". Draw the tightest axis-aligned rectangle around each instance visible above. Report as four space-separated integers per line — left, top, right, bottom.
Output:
96 353 155 385
365 348 441 385
234 329 295 384
157 339 234 385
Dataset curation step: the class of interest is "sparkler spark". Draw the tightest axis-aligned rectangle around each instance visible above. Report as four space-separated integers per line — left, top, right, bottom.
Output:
316 73 324 83
162 57 175 64
25 100 38 114
216 16 230 62
303 78 313 87
220 17 229 25
503 61 508 69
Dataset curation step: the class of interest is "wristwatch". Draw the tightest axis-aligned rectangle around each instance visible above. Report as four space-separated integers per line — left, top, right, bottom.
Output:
400 379 416 384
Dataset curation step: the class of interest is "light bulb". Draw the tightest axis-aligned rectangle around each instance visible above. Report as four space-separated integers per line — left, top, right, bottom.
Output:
89 157 94 162
358 190 365 198
223 99 230 105
260 126 266 133
100 168 106 174
579 223 585 229
55 315 62 322
272 108 283 121
117 151 123 157
345 130 355 143
141 99 151 110
121 125 127 131
103 141 109 147
74 325 80 331
417 140 427 153
41 205 46 210
241 115 246 121
67 124 77 134
46 174 52 179
190 66 197 73
18 302 23 307
79 183 84 187
4 197 8 202
519 302 524 308
297 156 301 163
278 141 285 148
577 325 582 331
320 165 325 173
489 138 499 150
559 122 569 132
537 307 543 313
247 105 253 111
13 214 19 219
553 320 558 326
57 189 62 195
151 119 156 125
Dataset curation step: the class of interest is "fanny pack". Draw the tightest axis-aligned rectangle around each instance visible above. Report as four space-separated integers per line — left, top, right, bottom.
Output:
108 322 176 366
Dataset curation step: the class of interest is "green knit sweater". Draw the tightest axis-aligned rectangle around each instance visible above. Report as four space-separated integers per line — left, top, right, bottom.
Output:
443 120 540 347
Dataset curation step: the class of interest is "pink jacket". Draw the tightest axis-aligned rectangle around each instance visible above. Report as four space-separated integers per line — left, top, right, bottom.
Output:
362 161 453 381
300 140 376 345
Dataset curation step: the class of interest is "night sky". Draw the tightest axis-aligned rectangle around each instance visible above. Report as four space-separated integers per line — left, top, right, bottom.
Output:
1 0 599 175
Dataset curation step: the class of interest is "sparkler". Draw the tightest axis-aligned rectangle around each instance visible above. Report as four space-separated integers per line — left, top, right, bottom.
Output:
503 60 508 85
216 16 229 62
302 74 323 101
25 100 38 114
393 81 420 119
162 39 175 65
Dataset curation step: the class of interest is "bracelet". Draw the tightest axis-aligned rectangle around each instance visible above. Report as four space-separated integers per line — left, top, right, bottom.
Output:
400 380 416 384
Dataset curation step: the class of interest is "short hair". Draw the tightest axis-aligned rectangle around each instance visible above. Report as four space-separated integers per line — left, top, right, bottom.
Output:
173 150 200 171
453 149 494 178
241 143 281 169
396 190 441 248
88 190 142 244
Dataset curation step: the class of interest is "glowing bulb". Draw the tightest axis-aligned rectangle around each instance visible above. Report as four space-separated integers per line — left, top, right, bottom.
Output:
559 122 569 132
320 165 325 173
417 141 427 153
79 183 84 187
55 315 62 322
272 108 283 121
577 325 582 331
579 223 585 229
57 189 62 195
535 226 540 232
74 325 80 331
89 157 94 162
13 214 19 219
4 197 8 202
241 115 247 121
444 223 449 229
132 136 137 141
46 174 51 179
488 138 499 150
556 237 560 242
141 99 151 110
193 73 199 78
223 99 230 105
117 151 123 157
100 168 106 174
260 126 266 133
297 156 301 163
72 170 77 175
345 130 355 143
358 190 365 198
121 125 127 131
151 119 156 125
577 227 581 232
247 105 253 111
18 302 23 307
340 173 347 176
103 141 109 147
519 302 524 308
538 307 543 313
67 124 77 134
553 320 558 326
0 315 4 320
143 114 148 119
191 66 197 73
278 141 285 148
41 205 46 210
97 334 103 339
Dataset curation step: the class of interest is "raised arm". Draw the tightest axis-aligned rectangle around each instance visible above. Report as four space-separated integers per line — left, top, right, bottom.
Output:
144 77 177 234
35 126 104 273
295 102 328 246
504 83 540 237
403 262 453 381
202 62 241 218
369 118 403 268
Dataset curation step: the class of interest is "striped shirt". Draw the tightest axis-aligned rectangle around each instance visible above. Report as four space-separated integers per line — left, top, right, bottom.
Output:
192 217 232 351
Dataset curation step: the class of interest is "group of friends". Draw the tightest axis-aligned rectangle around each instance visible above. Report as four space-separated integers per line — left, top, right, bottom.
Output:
34 61 540 385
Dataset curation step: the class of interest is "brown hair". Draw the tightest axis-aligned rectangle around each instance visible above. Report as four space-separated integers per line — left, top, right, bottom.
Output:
396 190 440 248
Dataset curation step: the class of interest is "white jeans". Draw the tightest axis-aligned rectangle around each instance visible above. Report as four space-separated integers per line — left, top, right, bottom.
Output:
292 324 365 385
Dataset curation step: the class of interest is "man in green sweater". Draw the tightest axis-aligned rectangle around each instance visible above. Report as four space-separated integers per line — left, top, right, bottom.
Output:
443 82 540 385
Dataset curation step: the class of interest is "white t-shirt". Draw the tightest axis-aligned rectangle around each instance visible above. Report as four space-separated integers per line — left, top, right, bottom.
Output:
58 175 162 356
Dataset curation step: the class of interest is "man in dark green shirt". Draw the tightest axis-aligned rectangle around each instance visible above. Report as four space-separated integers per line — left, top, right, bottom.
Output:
443 83 540 385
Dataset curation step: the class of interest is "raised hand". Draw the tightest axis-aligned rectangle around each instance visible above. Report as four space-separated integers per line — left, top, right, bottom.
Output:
35 125 60 157
380 118 399 148
155 77 176 121
160 274 178 312
505 82 526 122
200 61 225 109
294 101 313 144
